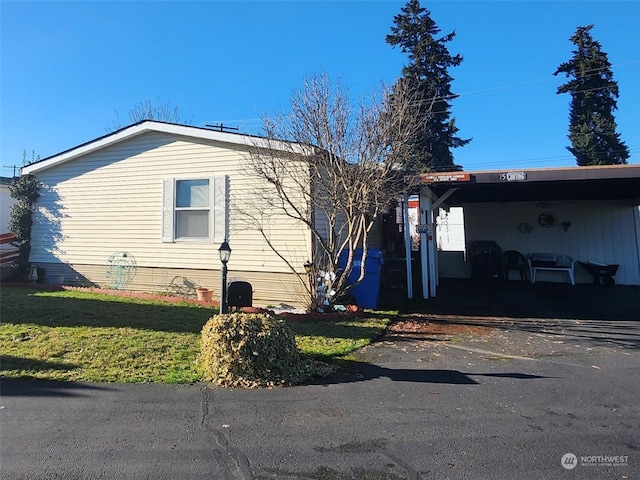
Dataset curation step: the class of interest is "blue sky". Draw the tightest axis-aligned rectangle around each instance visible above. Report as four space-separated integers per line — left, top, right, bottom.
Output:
1 1 638 178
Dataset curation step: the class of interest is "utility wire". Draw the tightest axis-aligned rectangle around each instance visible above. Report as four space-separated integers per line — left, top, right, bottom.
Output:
463 147 639 169
396 59 640 108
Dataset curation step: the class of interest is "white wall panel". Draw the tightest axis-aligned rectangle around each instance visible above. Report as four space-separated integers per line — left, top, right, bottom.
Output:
464 200 640 285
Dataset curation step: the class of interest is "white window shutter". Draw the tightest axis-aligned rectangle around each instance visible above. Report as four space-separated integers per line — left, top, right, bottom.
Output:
212 175 228 243
162 178 175 242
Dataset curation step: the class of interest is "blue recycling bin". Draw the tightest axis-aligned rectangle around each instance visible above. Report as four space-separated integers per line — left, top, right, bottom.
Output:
338 248 385 309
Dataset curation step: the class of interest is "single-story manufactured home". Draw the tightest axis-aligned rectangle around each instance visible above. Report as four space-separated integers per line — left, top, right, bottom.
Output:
22 121 316 307
21 119 640 307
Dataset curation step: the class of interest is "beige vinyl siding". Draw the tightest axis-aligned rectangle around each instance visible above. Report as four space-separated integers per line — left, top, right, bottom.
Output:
35 262 306 307
463 200 640 285
29 131 313 304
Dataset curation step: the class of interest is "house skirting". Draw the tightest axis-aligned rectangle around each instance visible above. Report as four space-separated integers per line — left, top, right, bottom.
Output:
30 262 307 308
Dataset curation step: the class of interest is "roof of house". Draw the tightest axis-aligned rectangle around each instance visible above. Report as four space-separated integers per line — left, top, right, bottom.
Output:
21 120 640 205
409 164 640 204
22 120 307 175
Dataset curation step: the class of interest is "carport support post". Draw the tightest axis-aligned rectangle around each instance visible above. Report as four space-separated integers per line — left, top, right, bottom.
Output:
420 186 459 299
427 207 437 297
403 192 413 299
419 190 430 299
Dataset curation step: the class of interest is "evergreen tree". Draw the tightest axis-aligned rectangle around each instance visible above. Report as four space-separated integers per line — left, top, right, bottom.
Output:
386 0 470 172
554 25 629 166
9 173 40 280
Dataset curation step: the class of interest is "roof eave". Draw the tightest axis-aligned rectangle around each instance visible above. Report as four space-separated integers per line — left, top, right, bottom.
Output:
21 120 309 175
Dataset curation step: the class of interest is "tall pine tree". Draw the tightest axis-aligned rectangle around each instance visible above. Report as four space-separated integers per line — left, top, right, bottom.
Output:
386 0 470 172
554 25 629 166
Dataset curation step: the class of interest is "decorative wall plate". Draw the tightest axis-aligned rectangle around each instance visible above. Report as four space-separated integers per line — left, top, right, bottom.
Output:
518 222 533 234
538 211 558 228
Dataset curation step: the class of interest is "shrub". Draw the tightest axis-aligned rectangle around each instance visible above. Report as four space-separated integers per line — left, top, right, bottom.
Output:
8 174 40 280
200 312 334 388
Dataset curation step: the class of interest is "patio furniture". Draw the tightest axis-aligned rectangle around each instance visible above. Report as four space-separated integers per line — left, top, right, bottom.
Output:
528 253 575 285
504 250 528 281
469 240 505 280
578 261 619 286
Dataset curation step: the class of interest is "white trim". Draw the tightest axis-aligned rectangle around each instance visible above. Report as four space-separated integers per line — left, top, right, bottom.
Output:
161 178 175 243
212 175 228 243
22 121 310 175
402 192 413 299
162 175 228 243
419 190 430 299
427 207 437 296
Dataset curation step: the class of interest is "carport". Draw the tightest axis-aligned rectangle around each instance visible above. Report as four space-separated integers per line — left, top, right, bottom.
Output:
401 164 640 299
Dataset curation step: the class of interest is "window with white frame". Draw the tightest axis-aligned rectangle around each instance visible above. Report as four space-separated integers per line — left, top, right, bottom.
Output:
162 175 227 243
176 179 210 238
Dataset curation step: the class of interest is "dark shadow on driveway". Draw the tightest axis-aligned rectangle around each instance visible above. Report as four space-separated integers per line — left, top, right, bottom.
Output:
308 361 552 386
0 379 109 397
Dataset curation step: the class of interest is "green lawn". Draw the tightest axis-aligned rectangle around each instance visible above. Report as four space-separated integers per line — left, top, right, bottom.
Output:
0 287 391 383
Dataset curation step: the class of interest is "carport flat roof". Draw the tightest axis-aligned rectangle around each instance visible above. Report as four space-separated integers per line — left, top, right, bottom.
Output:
408 164 640 205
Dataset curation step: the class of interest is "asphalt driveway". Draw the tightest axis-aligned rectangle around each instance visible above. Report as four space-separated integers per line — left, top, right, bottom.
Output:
1 315 639 479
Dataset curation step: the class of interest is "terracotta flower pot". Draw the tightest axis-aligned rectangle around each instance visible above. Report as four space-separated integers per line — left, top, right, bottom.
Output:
196 287 213 302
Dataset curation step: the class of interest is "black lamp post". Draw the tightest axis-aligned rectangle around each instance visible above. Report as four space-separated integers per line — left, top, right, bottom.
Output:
218 239 231 314
303 260 313 309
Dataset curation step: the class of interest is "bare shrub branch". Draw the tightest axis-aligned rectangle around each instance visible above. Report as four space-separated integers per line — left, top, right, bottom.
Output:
235 73 427 310
107 98 193 132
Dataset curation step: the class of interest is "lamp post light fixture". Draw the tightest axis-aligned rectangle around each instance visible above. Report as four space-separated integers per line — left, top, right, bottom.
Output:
218 239 232 314
303 260 312 274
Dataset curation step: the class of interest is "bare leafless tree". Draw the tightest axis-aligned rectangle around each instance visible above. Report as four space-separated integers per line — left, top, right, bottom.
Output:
236 73 424 310
107 98 192 132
